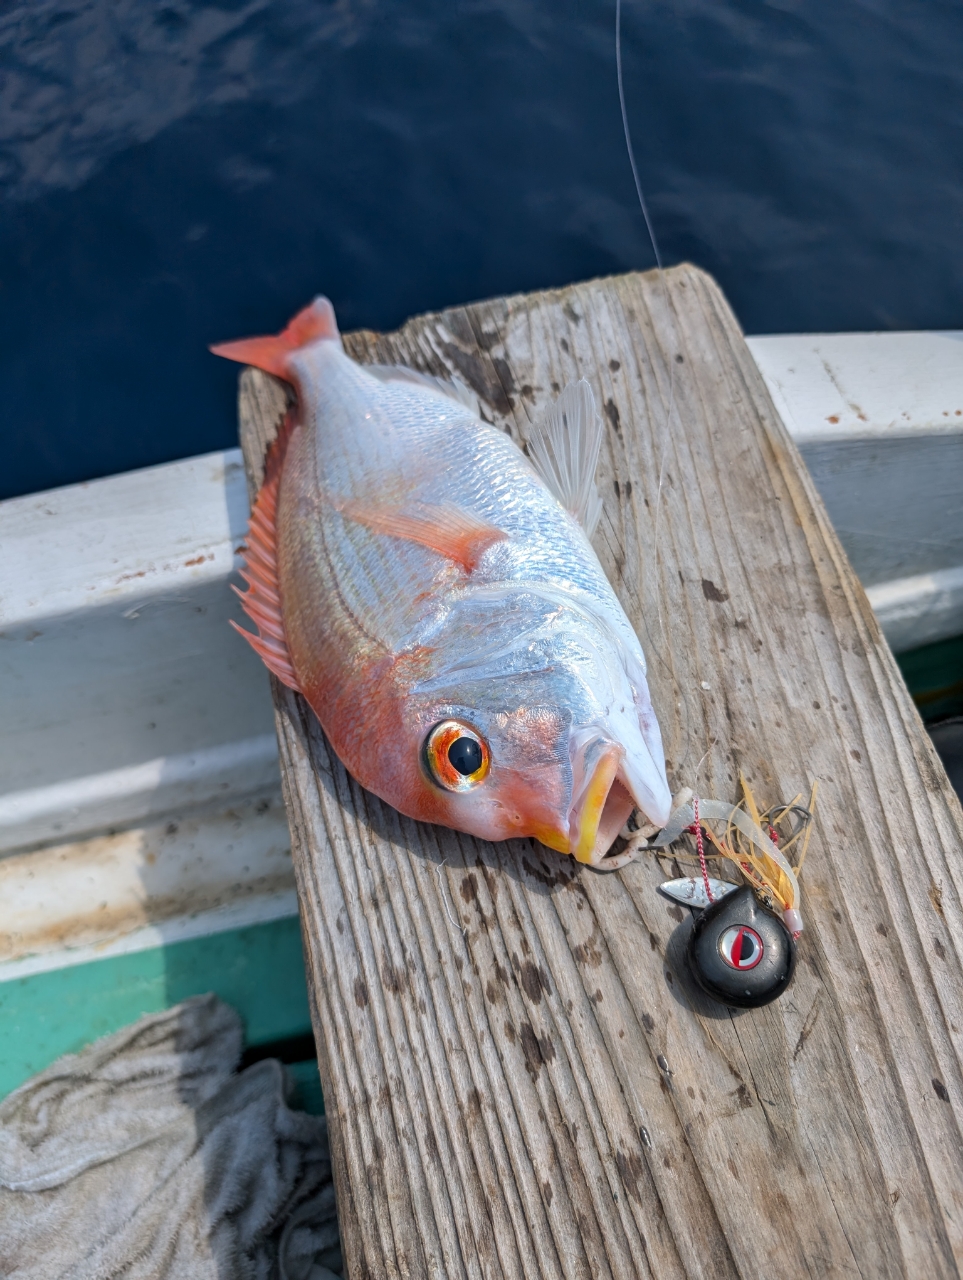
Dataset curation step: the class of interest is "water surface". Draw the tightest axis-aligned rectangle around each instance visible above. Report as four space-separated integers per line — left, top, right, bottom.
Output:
2 1 961 498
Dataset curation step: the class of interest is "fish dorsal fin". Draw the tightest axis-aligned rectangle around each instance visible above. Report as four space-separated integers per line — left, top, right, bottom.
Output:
337 498 506 573
365 364 480 416
526 379 604 539
230 413 301 691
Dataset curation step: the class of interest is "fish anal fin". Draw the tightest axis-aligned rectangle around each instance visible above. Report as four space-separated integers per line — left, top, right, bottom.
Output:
210 296 340 378
339 499 506 573
232 412 301 692
526 378 604 539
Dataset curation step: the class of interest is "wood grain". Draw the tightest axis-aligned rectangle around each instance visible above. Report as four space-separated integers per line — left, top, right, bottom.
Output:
237 265 963 1279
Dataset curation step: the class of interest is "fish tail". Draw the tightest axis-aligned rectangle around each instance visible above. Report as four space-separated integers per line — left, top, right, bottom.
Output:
232 411 301 691
210 296 340 377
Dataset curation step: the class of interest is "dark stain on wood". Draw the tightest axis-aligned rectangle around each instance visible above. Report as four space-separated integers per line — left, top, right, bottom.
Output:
521 856 560 889
572 935 603 968
460 872 479 903
520 1021 556 1080
930 883 946 919
604 398 622 435
381 957 404 996
615 1148 645 1206
520 960 552 1004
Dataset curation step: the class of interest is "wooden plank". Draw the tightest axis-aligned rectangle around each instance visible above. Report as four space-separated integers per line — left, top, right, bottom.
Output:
237 265 963 1279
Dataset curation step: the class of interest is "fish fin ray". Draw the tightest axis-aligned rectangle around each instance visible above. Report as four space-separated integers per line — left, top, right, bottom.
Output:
365 364 480 415
231 412 301 691
230 622 299 688
337 498 506 573
526 379 604 538
210 297 340 377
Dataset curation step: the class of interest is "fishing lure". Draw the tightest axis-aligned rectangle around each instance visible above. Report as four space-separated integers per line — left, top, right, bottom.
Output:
635 777 817 1007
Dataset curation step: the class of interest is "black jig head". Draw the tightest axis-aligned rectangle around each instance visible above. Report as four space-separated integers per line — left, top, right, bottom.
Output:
687 885 796 1009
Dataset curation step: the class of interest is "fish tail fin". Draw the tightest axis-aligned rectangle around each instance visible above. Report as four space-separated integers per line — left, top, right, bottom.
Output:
232 412 301 691
210 296 340 377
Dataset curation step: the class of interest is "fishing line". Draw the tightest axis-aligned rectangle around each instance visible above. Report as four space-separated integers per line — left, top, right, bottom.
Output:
610 35 812 986
615 0 702 782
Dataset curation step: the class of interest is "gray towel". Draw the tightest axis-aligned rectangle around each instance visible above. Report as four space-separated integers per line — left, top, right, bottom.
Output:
0 995 342 1280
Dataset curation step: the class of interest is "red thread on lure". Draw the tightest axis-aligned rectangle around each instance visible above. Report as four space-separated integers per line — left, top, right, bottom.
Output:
693 796 714 904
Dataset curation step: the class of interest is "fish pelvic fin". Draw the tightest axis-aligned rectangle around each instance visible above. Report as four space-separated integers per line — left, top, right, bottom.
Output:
526 379 604 539
231 413 301 691
210 296 340 378
337 498 506 574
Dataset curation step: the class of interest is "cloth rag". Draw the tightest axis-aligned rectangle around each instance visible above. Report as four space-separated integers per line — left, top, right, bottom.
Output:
0 994 341 1280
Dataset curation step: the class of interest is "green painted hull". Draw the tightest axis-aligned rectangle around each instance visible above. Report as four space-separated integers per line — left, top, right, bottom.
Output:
898 633 963 722
0 915 317 1105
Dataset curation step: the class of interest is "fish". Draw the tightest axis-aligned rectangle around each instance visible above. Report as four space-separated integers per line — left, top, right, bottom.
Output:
211 296 671 864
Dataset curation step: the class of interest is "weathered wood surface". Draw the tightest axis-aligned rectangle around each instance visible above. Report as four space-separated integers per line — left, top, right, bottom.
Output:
237 265 963 1279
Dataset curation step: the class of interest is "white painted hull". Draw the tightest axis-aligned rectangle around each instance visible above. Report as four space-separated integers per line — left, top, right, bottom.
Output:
747 331 963 646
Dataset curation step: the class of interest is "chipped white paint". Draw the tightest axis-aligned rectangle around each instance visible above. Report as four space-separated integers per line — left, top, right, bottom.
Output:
0 733 280 853
0 889 300 984
866 564 963 654
0 450 295 968
748 331 963 641
1 448 249 623
0 791 294 967
746 331 963 444
0 449 279 853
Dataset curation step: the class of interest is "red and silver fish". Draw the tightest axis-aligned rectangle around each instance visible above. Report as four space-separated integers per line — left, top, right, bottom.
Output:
212 297 670 864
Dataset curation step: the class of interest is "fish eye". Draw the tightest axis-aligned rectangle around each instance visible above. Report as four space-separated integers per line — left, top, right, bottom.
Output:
424 720 490 791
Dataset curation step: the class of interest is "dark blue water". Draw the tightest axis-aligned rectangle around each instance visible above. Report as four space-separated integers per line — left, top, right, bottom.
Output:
3 1 962 500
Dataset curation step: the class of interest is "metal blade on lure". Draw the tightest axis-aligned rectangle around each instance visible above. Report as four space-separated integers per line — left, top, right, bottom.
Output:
659 877 740 910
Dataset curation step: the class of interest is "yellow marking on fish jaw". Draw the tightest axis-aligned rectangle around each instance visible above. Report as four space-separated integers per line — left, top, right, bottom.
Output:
532 824 571 855
572 747 623 864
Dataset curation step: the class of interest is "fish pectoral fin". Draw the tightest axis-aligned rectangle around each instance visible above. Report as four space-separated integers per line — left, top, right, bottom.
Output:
337 498 506 573
231 411 301 692
525 379 604 539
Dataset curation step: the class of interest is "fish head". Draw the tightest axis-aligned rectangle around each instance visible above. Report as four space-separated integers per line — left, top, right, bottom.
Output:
406 612 671 862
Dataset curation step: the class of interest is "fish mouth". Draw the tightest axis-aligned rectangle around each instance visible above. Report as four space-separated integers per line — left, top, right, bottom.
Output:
567 740 637 865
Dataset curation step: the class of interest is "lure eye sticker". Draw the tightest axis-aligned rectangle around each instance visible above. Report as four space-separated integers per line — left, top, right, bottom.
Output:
718 925 764 971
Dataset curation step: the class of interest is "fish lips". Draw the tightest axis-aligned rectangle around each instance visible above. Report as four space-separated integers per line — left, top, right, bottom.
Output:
565 731 671 865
